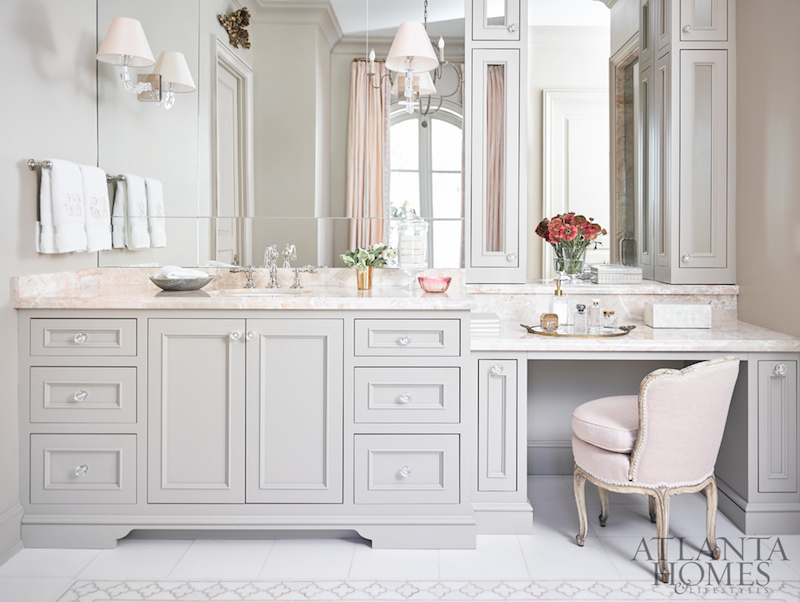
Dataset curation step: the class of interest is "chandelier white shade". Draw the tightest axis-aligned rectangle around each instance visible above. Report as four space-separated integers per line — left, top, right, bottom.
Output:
152 51 196 93
385 22 439 73
391 71 436 97
96 17 155 67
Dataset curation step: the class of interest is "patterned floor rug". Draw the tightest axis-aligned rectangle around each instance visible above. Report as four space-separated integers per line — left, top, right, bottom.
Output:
55 579 800 601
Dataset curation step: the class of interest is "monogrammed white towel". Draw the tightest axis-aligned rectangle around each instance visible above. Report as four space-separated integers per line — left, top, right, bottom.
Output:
39 159 88 253
122 174 151 250
144 177 166 248
79 164 112 252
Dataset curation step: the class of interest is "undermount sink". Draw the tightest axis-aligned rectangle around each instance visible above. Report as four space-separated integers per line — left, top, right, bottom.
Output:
215 288 309 297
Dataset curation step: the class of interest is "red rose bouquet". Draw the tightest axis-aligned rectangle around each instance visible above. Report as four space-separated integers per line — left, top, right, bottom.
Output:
535 213 607 279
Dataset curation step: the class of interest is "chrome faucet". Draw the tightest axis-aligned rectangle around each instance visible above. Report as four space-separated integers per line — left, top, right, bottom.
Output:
283 244 297 268
230 265 256 289
264 245 280 289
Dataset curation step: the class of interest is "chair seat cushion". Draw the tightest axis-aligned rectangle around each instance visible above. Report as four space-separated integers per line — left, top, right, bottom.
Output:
572 395 639 453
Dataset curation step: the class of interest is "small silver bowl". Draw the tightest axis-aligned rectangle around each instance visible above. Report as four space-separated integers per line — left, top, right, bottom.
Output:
149 276 214 292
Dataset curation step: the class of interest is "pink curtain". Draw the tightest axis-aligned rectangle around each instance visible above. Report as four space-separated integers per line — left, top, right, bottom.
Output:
486 64 505 253
346 61 390 249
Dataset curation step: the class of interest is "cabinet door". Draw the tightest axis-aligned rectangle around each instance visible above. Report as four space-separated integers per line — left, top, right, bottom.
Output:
478 359 517 492
656 0 672 52
246 319 343 503
680 0 728 42
472 0 520 42
758 361 798 494
148 319 246 503
637 66 655 280
470 49 520 272
640 0 654 69
679 50 728 269
655 53 671 272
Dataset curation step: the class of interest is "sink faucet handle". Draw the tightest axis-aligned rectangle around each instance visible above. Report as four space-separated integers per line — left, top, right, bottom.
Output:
283 244 297 268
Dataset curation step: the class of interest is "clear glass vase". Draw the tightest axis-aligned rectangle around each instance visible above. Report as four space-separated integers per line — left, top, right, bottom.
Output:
552 245 586 282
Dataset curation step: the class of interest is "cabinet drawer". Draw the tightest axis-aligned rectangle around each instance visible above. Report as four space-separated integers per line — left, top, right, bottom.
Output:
354 367 460 424
30 434 136 504
354 434 459 504
354 320 460 357
30 319 137 356
30 367 136 424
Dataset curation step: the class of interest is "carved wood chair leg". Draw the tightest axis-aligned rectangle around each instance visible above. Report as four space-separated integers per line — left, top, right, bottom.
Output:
598 486 609 527
648 495 657 523
654 489 671 584
705 477 721 560
573 465 588 547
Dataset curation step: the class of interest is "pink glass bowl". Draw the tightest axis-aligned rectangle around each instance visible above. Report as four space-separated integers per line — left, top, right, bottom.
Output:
417 276 452 293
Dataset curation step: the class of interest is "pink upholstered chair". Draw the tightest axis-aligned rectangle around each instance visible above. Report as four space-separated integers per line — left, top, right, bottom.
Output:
571 356 740 583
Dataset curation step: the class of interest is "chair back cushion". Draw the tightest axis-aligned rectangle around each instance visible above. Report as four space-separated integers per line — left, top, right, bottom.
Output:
572 395 638 453
629 356 740 486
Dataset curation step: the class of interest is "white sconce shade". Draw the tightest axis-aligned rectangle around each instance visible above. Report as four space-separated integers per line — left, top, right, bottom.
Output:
152 51 196 93
96 17 155 67
385 22 439 73
392 71 437 97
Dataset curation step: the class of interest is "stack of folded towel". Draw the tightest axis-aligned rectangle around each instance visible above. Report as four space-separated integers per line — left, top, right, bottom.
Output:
38 159 112 254
111 174 167 250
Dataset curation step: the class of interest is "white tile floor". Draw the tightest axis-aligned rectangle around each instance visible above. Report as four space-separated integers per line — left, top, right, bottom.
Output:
0 476 798 601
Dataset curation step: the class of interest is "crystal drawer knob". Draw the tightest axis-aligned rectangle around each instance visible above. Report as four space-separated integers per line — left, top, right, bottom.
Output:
398 393 412 404
73 333 87 344
73 390 88 402
683 25 693 33
491 364 504 375
506 253 517 262
682 254 692 263
246 330 256 340
400 466 412 478
74 465 88 478
775 364 787 377
398 335 411 346
508 23 519 33
230 330 242 340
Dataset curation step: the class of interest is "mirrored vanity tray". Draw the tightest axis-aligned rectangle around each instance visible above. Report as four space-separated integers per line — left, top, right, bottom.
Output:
520 324 637 338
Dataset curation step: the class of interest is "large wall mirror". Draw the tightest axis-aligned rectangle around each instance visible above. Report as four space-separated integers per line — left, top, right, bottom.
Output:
96 0 465 269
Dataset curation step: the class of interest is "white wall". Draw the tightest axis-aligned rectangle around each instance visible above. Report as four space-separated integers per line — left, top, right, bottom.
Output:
526 26 610 280
609 0 639 56
0 0 100 561
736 0 800 337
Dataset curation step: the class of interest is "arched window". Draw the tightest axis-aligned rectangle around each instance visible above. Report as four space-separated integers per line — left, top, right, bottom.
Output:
389 106 463 268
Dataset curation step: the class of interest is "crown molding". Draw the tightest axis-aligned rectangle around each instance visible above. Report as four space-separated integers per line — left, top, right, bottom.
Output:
594 0 618 7
250 1 343 50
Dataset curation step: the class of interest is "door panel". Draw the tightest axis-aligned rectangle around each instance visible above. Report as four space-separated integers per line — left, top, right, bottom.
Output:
478 360 517 492
246 319 343 503
148 319 246 503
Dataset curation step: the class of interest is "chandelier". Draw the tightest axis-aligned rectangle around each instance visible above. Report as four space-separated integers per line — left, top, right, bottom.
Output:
368 0 462 118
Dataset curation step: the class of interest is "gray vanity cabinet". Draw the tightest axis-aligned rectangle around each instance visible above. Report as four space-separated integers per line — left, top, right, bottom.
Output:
245 319 343 503
758 360 798 494
147 319 246 503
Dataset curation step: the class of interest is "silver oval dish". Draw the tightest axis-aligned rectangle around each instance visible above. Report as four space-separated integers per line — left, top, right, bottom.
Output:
149 276 214 292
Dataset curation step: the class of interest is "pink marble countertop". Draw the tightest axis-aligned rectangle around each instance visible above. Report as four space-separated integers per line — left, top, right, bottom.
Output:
470 321 800 353
13 281 476 311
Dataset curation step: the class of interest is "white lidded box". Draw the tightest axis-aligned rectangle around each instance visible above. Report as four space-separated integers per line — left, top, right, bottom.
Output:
644 302 712 329
590 264 643 284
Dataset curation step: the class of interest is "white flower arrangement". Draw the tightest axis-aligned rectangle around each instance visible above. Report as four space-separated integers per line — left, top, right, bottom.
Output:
340 244 395 273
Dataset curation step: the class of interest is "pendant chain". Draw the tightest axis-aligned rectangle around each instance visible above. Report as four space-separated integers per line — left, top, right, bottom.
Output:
424 0 428 30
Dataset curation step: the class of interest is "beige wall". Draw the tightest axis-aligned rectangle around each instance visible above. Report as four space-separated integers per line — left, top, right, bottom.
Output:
0 0 100 559
526 27 610 280
736 0 800 337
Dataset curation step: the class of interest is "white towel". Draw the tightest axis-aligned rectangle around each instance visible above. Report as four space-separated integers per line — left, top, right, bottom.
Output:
38 159 88 253
123 174 151 250
80 165 112 252
153 266 209 279
111 180 127 249
144 177 166 248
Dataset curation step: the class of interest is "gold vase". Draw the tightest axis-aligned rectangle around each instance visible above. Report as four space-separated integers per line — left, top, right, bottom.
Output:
356 266 373 291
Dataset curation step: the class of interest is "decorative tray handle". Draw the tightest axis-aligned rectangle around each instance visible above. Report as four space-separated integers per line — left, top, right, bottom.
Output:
520 324 636 338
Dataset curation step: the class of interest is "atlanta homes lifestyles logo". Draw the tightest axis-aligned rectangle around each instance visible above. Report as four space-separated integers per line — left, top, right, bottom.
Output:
632 536 789 594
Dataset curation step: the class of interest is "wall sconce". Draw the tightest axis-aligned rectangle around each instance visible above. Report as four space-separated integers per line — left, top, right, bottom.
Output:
97 18 196 110
96 17 156 94
137 51 196 110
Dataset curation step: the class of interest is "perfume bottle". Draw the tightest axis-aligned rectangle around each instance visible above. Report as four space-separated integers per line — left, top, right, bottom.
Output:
604 311 617 329
574 304 588 334
550 279 569 325
588 299 603 334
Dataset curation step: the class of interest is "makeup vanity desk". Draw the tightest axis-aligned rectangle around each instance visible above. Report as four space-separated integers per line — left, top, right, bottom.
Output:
13 271 800 548
471 314 800 537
